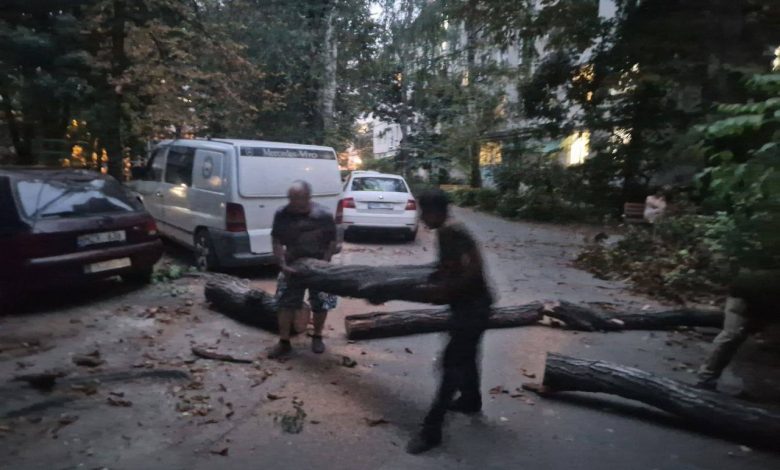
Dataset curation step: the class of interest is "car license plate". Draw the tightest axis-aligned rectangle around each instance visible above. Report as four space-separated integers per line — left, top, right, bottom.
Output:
84 257 132 274
78 230 126 248
368 202 393 210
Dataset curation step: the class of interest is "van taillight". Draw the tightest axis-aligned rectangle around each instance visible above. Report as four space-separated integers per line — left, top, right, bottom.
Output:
145 218 158 236
226 203 247 232
335 198 355 224
405 199 417 211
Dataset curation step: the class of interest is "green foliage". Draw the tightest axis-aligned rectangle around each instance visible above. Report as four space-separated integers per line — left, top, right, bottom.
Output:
694 72 780 270
579 71 780 300
152 263 195 283
449 187 478 207
496 193 523 218
475 188 500 212
576 214 736 302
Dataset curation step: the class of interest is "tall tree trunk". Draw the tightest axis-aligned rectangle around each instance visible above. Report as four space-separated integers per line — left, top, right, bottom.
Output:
464 0 482 188
320 3 338 146
104 0 128 179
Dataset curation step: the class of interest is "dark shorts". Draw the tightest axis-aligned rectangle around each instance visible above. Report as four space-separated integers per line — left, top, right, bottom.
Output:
275 272 338 314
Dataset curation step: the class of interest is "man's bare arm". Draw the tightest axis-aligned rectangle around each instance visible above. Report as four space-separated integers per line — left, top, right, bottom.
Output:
273 238 296 274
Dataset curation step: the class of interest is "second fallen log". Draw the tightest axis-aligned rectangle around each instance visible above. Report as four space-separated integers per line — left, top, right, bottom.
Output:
533 353 780 447
345 304 544 340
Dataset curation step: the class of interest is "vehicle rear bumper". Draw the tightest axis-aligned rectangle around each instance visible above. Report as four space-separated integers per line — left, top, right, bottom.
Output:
209 228 277 267
19 239 163 285
341 211 417 230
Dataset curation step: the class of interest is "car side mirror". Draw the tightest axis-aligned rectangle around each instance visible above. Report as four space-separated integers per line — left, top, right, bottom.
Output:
131 167 147 180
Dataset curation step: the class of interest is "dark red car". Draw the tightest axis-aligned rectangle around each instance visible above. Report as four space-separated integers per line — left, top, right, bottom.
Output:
0 168 163 304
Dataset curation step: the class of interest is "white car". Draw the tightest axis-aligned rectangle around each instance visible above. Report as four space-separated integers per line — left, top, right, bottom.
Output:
336 171 418 241
127 138 343 270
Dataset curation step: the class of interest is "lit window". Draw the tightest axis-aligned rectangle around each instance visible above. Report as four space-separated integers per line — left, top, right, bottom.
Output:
568 131 590 166
479 142 502 166
773 45 780 71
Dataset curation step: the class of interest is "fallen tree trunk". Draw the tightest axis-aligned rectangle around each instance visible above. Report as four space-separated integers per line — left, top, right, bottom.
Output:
204 270 722 338
291 259 442 304
541 301 722 332
532 353 780 447
345 304 544 340
204 275 278 331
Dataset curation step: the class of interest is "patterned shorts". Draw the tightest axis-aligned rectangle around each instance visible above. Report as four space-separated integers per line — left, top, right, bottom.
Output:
275 272 338 313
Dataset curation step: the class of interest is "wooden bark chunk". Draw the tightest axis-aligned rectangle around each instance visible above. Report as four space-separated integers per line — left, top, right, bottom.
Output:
291 259 442 304
345 304 543 340
542 301 722 332
534 353 780 447
191 346 254 364
203 275 279 331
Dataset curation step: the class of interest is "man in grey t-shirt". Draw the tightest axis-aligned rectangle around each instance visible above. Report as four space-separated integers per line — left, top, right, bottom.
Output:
268 180 338 358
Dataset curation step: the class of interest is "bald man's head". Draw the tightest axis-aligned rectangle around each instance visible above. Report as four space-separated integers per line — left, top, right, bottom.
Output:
287 180 313 214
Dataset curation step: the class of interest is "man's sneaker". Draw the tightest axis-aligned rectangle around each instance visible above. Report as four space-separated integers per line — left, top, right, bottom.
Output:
268 341 292 359
447 397 482 414
406 428 442 455
311 336 325 354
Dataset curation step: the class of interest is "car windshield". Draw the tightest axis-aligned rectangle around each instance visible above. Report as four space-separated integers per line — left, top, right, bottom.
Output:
351 177 407 193
15 176 143 219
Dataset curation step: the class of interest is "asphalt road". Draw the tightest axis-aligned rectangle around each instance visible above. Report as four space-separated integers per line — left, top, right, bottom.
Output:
1 207 778 469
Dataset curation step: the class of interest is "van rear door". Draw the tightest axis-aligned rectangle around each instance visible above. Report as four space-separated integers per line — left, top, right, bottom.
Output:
236 145 341 255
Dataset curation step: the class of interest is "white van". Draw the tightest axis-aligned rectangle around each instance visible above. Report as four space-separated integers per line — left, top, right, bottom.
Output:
128 139 342 270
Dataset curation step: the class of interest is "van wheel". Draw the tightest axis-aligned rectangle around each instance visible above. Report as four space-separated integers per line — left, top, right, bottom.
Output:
194 230 220 271
404 229 417 242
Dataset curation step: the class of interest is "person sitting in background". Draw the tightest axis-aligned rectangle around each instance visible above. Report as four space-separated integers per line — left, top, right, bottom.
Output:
644 187 668 223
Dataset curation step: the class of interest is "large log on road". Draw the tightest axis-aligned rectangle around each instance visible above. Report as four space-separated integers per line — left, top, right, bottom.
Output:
203 268 723 338
533 353 780 447
541 301 722 332
345 304 544 340
204 275 279 331
292 259 442 303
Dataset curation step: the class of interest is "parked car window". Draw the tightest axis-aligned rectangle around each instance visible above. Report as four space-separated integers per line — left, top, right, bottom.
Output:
192 149 224 192
351 177 408 193
165 146 195 186
14 176 143 219
146 147 166 181
0 176 26 234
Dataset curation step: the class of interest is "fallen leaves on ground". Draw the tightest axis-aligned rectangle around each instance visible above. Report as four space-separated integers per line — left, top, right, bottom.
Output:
341 356 357 368
275 405 307 434
364 417 389 427
72 351 105 368
107 396 133 407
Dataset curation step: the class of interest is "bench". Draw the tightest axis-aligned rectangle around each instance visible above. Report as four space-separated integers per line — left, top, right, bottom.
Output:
623 202 647 224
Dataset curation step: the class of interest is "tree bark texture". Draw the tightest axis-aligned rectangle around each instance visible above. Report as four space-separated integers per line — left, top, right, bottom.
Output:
204 267 723 339
291 259 441 304
320 4 338 143
345 304 543 340
538 353 780 447
204 275 279 331
541 301 722 332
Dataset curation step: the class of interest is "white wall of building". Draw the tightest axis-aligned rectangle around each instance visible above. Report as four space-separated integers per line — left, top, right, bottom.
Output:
372 121 403 159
